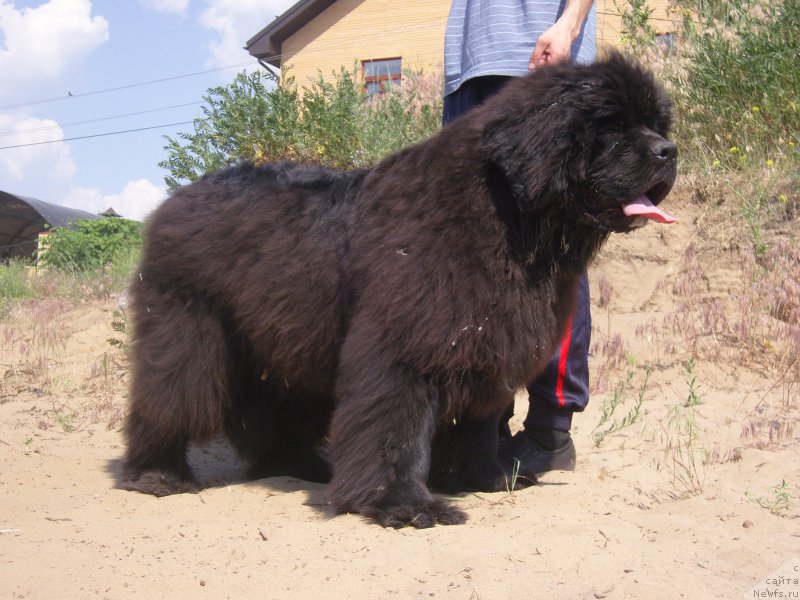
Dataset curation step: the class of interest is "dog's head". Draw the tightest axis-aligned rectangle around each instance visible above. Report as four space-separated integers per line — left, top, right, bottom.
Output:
479 51 677 233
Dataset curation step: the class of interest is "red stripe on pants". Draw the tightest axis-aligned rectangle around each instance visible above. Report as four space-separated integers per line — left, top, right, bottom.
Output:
555 313 574 407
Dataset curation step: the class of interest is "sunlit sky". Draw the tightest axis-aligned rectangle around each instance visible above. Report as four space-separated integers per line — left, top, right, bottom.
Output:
0 0 298 220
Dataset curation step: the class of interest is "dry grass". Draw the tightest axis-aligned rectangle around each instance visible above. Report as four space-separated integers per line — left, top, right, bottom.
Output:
0 299 71 396
0 292 129 431
587 165 798 503
661 165 800 395
84 351 127 429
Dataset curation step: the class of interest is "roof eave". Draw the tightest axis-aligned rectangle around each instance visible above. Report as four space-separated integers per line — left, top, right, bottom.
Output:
244 0 338 67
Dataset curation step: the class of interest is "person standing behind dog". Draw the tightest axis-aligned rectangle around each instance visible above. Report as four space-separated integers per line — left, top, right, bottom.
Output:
443 0 596 479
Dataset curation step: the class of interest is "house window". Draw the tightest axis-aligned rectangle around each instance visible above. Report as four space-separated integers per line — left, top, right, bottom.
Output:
362 58 402 95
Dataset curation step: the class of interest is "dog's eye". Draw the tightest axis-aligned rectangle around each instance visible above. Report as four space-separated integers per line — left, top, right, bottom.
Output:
602 133 624 153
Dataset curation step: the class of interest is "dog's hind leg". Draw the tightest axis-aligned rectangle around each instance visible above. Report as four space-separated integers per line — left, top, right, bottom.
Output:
122 298 229 496
428 397 532 493
327 326 466 528
224 375 333 483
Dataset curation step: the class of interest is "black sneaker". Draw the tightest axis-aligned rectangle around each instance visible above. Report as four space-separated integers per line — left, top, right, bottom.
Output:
499 430 576 481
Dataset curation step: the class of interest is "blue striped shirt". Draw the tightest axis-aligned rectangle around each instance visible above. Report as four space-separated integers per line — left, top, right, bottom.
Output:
444 1 597 95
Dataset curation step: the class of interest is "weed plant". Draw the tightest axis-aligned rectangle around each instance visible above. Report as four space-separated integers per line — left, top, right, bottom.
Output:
683 357 704 406
107 309 128 352
592 367 650 447
50 403 75 433
660 403 707 497
747 479 794 515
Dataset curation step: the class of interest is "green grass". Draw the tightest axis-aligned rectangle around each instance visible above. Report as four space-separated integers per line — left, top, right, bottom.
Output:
1 247 138 322
0 260 38 317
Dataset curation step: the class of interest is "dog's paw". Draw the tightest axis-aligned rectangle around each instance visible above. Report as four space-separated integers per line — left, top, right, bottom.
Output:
121 469 200 497
365 498 467 528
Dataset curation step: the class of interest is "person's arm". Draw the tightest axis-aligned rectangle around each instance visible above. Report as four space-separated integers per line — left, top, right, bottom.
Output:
528 0 594 69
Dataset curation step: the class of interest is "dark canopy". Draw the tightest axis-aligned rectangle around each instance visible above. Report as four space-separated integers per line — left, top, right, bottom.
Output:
0 190 99 261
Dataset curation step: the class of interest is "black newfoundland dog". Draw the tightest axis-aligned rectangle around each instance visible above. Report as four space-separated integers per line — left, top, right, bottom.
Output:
122 52 677 528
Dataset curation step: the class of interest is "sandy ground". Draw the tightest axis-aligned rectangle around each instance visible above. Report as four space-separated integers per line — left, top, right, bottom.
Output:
1 196 798 599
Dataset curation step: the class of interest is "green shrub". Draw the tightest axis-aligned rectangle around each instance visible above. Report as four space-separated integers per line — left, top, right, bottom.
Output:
299 67 364 169
357 71 443 165
41 218 143 274
0 259 38 317
617 0 799 172
673 0 800 165
160 66 442 192
617 0 657 46
160 69 305 191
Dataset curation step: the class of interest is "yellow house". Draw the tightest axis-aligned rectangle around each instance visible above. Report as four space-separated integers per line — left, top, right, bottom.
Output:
598 0 676 45
245 0 677 90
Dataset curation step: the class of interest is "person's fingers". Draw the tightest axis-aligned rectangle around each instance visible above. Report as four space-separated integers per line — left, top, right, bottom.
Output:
529 39 549 70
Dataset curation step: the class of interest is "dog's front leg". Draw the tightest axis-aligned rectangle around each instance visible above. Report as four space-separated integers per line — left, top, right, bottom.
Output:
326 326 466 528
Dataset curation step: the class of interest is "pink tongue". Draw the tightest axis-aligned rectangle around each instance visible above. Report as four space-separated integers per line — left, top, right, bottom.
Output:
622 195 677 224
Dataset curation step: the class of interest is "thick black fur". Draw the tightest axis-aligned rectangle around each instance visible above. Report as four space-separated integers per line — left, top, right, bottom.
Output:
121 52 677 528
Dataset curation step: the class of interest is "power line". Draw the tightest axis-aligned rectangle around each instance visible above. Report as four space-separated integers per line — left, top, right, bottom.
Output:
0 22 447 118
0 61 258 112
0 20 448 115
0 121 194 150
0 101 203 138
0 28 440 148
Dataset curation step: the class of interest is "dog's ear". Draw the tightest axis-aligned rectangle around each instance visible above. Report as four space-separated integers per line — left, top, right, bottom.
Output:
479 81 587 212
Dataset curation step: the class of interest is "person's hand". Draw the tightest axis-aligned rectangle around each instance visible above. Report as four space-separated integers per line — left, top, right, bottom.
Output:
528 21 574 69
